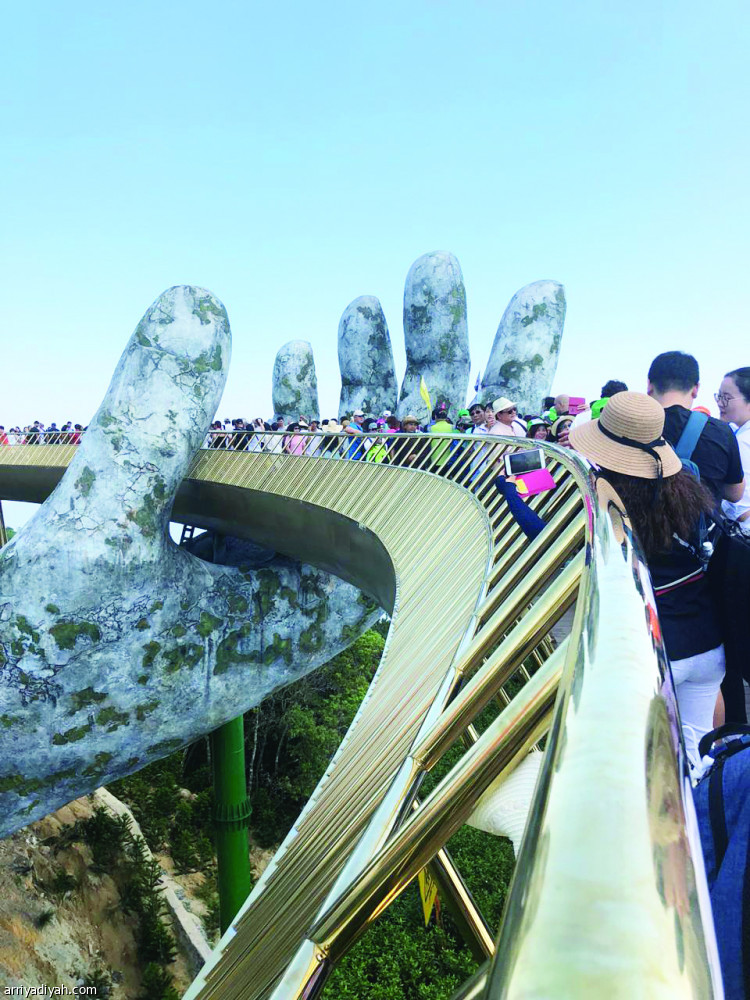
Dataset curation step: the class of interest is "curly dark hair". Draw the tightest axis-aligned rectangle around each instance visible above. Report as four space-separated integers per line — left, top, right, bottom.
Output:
598 470 715 558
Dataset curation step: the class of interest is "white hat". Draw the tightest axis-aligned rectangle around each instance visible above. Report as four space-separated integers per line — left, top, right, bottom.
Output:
382 410 392 418
352 409 365 417
493 397 517 413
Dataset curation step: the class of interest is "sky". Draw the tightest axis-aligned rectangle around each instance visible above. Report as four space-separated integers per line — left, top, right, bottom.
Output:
2 0 749 527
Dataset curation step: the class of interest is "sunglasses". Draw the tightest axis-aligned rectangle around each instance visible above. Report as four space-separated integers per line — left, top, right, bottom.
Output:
499 408 518 415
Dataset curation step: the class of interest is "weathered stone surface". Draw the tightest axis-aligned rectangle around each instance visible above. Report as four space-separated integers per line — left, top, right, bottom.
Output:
337 296 398 418
272 340 320 421
398 252 470 421
481 281 566 415
0 286 377 838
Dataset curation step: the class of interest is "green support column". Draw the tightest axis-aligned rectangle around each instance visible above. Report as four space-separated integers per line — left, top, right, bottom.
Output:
210 715 253 934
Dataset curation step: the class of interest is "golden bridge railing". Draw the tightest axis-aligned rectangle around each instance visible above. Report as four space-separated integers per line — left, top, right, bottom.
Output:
0 428 720 998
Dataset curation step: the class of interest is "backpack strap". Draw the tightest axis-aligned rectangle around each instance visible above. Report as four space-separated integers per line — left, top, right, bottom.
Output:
698 723 750 759
708 761 729 879
674 411 709 462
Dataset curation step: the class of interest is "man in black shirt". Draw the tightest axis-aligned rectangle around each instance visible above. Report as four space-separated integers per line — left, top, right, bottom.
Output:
647 351 744 507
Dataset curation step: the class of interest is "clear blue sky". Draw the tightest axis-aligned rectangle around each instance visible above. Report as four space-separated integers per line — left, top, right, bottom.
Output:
3 0 749 523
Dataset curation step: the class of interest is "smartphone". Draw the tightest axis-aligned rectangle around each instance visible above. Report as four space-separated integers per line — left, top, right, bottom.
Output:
504 448 545 476
568 396 587 415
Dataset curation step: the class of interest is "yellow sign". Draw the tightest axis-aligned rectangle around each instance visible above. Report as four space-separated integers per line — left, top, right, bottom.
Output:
417 867 439 925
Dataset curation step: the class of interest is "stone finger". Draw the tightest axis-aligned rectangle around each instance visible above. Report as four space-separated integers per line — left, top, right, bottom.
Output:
337 297 398 418
272 341 320 422
17 285 231 561
481 281 566 415
398 252 470 421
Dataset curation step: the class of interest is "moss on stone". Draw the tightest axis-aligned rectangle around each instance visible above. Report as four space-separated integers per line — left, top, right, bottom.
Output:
227 593 248 615
299 624 324 653
105 535 132 552
149 738 184 757
135 618 150 631
74 466 96 497
197 611 222 639
520 302 549 327
263 632 292 666
213 624 257 675
52 724 92 745
50 620 101 651
1 714 18 729
137 674 149 685
95 706 130 731
279 586 298 607
194 344 223 374
99 411 117 428
127 491 161 539
150 600 164 613
68 687 107 714
135 701 159 721
82 752 114 778
162 643 203 674
45 604 60 615
0 766 78 796
193 298 225 326
172 624 187 638
142 641 162 668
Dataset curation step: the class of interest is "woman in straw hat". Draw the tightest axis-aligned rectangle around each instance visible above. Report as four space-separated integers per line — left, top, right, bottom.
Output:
570 391 723 770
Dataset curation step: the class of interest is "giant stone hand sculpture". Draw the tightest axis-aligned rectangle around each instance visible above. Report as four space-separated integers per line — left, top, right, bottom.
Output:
0 286 377 838
272 251 566 423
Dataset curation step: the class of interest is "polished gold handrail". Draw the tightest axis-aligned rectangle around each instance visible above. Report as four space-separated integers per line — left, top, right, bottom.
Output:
0 428 719 998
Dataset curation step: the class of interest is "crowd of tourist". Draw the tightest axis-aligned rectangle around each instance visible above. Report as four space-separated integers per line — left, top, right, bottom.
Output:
4 353 750 776
0 421 83 445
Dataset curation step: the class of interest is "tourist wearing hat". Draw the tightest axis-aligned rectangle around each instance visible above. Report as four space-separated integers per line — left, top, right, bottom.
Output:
549 414 574 447
456 408 472 432
526 417 550 441
344 409 367 460
570 391 723 770
392 414 423 468
490 398 526 438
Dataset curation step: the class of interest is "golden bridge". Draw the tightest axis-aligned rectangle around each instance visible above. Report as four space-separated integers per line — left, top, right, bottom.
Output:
0 431 720 998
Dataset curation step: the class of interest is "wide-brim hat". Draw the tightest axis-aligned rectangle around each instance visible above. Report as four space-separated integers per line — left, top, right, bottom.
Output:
493 396 516 413
401 414 419 424
569 391 682 480
327 420 342 431
550 415 574 438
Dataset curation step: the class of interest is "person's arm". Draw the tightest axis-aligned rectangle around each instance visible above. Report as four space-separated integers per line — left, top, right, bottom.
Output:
494 476 546 539
724 429 745 502
724 479 745 503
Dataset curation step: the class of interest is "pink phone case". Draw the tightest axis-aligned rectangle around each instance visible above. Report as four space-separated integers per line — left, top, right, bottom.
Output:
515 468 557 496
568 396 586 415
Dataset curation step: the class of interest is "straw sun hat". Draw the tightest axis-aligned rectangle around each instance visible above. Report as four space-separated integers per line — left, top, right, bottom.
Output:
568 391 682 480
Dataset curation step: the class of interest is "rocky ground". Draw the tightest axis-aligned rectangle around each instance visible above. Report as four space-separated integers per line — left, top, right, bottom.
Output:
0 794 277 998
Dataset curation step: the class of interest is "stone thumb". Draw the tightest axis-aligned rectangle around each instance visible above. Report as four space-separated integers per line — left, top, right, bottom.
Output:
31 286 231 556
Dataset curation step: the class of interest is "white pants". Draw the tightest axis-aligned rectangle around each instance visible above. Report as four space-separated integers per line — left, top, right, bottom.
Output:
670 644 725 770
